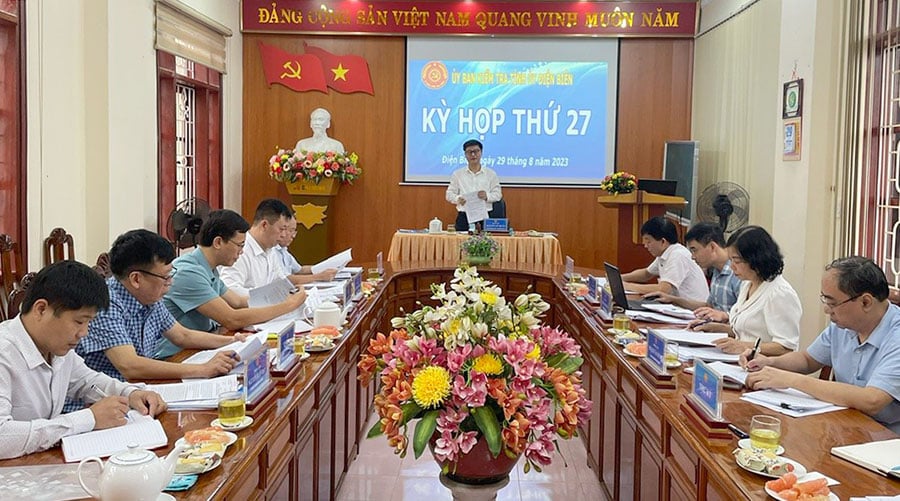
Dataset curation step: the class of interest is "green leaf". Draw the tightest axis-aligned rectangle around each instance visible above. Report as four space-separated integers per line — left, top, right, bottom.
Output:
472 406 502 457
556 356 584 374
400 401 424 425
544 352 567 367
413 410 440 459
366 420 384 439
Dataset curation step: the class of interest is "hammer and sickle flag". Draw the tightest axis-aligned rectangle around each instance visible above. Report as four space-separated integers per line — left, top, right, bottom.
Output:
258 41 327 93
303 42 374 95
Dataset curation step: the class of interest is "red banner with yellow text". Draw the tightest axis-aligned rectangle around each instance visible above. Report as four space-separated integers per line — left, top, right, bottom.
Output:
242 1 697 37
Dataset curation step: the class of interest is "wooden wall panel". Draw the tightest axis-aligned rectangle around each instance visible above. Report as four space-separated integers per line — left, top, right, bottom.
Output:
242 36 693 269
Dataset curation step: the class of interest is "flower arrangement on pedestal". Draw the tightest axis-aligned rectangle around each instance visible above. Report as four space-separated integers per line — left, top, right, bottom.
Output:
460 233 501 265
600 171 637 194
357 267 592 478
268 148 361 185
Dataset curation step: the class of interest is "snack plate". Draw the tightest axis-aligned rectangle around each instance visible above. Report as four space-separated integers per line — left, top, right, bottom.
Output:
175 431 237 448
305 343 335 352
764 486 837 501
210 416 253 432
736 456 806 479
623 345 647 358
737 438 784 455
175 455 221 476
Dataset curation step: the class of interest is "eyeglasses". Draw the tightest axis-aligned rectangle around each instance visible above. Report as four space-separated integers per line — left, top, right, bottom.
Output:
135 269 175 282
465 149 481 155
819 293 860 309
228 239 246 248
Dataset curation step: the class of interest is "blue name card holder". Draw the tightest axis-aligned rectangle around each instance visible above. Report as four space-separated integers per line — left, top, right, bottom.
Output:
483 218 509 232
636 329 676 389
680 359 732 439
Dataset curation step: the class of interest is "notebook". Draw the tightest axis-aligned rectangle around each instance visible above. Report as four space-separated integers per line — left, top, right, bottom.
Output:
831 438 900 478
61 414 168 462
604 262 659 311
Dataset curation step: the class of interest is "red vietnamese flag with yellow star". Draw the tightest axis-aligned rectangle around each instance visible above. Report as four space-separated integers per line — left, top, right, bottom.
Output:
303 43 374 95
258 41 327 93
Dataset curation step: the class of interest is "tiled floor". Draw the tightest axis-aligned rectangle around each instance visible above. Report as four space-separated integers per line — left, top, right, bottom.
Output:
337 414 604 501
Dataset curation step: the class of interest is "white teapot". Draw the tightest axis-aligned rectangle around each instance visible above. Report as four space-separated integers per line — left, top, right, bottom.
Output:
313 301 342 328
428 217 443 234
77 444 186 501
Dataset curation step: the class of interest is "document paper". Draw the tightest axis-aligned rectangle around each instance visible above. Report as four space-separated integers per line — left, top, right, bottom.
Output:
311 248 352 274
741 388 846 417
248 277 295 308
462 192 489 223
62 417 168 462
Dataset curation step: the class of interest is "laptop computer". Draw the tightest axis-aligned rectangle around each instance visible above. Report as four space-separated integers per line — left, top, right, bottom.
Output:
638 179 678 196
604 262 659 312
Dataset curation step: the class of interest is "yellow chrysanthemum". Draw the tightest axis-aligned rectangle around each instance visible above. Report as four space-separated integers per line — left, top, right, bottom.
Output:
479 291 498 305
411 366 451 408
526 344 541 360
472 353 504 375
446 318 461 335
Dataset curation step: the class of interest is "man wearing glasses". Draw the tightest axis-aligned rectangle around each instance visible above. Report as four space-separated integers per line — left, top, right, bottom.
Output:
445 139 502 232
742 256 900 434
161 210 307 353
67 230 243 410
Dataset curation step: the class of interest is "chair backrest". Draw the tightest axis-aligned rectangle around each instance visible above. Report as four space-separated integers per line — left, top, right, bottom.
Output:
0 234 24 320
488 199 507 219
43 227 75 266
7 271 36 319
92 252 112 279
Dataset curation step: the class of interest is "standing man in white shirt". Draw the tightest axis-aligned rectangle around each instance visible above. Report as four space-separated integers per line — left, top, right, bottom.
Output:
446 139 502 231
0 261 166 459
622 216 710 302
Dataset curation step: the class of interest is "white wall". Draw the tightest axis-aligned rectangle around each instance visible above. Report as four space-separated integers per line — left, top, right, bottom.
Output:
694 0 844 347
25 0 242 270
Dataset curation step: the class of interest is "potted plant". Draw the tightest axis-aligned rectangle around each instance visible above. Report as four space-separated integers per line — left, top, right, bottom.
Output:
460 233 501 266
268 148 361 195
600 171 637 194
357 267 591 484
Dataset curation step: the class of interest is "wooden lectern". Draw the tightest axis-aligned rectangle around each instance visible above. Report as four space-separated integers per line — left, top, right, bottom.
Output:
598 191 686 272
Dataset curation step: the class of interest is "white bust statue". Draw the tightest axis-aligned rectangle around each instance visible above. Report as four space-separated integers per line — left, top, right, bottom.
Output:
295 107 345 154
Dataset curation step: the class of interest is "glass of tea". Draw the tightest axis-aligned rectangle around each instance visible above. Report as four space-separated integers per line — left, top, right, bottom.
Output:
613 313 630 332
749 415 781 451
664 341 679 366
218 391 246 427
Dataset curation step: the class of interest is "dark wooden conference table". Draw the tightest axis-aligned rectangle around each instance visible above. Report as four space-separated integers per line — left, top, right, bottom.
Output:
1 260 898 500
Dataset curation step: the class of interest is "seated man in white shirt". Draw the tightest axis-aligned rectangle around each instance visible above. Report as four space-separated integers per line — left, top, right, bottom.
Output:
220 198 324 296
621 216 710 302
446 139 502 231
273 214 337 284
0 261 166 459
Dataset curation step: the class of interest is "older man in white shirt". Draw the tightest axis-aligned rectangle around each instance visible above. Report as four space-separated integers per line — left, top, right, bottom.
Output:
0 261 166 459
622 216 709 302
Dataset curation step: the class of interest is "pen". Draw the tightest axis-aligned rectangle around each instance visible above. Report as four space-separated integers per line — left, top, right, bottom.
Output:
748 338 761 361
779 402 814 411
727 423 749 439
90 384 109 398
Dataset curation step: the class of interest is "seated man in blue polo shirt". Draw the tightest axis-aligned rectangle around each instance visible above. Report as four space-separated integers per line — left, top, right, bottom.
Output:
743 256 900 434
71 230 242 402
158 209 308 358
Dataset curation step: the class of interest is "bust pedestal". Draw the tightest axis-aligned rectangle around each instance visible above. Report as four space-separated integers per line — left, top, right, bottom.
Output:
284 178 341 264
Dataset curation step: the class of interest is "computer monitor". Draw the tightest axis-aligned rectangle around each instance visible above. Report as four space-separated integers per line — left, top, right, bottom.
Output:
638 179 678 196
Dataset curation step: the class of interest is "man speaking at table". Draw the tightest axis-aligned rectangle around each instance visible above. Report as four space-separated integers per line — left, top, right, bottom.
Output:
446 139 502 231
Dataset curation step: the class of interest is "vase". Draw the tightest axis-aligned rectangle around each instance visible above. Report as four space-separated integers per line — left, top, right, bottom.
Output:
284 177 340 196
428 435 520 485
465 255 492 266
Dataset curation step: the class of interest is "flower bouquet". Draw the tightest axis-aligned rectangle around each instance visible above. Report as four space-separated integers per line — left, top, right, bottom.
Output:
358 267 591 479
268 148 361 185
460 233 500 265
600 171 637 194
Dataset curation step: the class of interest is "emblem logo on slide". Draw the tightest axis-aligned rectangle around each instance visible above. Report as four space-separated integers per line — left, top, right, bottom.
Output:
421 61 448 90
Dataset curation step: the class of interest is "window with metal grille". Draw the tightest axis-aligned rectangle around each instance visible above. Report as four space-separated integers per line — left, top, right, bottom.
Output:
157 51 222 238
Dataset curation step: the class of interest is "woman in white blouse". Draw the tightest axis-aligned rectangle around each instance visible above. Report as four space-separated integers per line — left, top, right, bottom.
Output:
693 226 802 355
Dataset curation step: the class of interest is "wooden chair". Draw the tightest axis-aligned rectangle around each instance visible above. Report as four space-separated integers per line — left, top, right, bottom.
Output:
92 252 112 279
7 272 36 319
0 234 25 321
43 227 75 266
